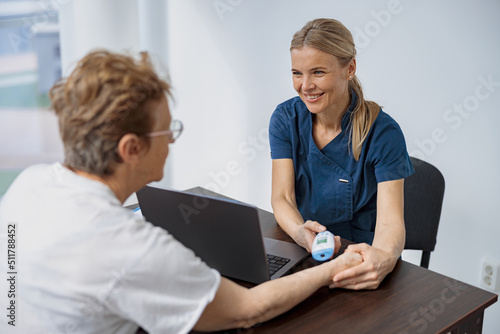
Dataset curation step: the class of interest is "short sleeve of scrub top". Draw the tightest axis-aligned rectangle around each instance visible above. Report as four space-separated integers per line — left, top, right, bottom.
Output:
269 94 414 244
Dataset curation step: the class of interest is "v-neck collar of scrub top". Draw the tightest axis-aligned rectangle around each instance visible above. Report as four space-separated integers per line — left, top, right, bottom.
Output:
308 91 357 157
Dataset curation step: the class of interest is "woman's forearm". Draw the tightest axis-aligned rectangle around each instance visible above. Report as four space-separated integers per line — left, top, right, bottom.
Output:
271 195 304 239
373 179 406 258
372 218 405 258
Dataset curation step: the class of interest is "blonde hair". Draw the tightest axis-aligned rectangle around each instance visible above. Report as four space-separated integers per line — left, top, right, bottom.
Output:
291 18 380 160
49 50 171 176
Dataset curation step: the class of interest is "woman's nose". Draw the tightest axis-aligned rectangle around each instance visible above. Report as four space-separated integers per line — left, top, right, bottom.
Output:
302 75 315 91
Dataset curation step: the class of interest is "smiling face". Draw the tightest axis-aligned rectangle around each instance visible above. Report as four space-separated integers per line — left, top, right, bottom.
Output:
291 46 355 116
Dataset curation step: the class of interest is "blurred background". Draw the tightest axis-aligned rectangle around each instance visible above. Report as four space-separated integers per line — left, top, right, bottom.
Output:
0 0 499 331
0 0 61 193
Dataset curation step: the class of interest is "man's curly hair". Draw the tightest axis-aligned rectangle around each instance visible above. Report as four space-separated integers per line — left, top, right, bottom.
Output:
49 50 171 176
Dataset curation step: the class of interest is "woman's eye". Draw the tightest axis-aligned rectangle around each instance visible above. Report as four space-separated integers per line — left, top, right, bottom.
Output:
314 71 325 75
292 71 302 76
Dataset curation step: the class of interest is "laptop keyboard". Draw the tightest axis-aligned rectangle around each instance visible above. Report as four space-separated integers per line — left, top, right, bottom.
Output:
267 254 291 277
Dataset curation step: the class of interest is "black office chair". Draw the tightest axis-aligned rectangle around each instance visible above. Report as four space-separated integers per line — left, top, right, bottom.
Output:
403 157 445 269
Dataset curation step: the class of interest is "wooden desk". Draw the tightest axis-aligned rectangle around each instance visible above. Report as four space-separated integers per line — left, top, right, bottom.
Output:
186 187 497 334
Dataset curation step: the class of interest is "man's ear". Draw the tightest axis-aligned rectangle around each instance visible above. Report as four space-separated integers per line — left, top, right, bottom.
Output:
117 134 147 164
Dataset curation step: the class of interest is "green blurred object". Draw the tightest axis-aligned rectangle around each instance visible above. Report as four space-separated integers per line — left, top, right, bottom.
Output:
0 170 21 197
0 71 50 109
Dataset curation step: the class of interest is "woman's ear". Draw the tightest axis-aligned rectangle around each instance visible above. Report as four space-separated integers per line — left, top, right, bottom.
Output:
347 58 356 78
117 134 147 164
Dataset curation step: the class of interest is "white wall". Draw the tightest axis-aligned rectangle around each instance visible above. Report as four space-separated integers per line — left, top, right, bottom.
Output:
166 1 500 332
59 0 169 75
59 0 140 74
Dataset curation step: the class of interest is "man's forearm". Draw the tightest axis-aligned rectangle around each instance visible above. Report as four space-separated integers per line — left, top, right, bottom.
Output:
244 262 331 326
195 253 358 332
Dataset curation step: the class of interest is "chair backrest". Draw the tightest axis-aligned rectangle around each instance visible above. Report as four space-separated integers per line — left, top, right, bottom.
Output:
404 157 445 268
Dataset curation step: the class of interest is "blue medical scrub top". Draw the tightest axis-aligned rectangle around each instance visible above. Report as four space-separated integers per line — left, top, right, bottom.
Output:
269 93 414 244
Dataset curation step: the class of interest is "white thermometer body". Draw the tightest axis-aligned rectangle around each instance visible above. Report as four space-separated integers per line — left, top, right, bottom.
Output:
312 231 335 261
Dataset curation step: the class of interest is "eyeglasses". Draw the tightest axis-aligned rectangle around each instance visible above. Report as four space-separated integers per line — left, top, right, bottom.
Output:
146 119 183 142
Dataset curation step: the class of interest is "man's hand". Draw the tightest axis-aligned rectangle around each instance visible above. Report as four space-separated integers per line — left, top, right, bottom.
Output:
331 243 398 290
327 252 363 288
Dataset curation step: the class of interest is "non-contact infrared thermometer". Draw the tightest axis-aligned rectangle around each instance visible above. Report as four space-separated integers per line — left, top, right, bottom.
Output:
312 231 335 261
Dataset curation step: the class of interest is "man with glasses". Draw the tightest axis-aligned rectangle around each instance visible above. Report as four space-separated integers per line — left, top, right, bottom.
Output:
0 50 361 334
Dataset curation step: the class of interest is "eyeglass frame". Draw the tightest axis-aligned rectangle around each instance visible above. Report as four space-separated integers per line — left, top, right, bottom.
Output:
145 119 183 142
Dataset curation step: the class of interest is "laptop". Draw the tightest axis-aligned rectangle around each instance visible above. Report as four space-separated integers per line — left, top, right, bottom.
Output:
136 186 309 284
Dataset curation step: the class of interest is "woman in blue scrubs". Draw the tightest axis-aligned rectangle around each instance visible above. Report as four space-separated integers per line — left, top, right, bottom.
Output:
269 18 414 290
